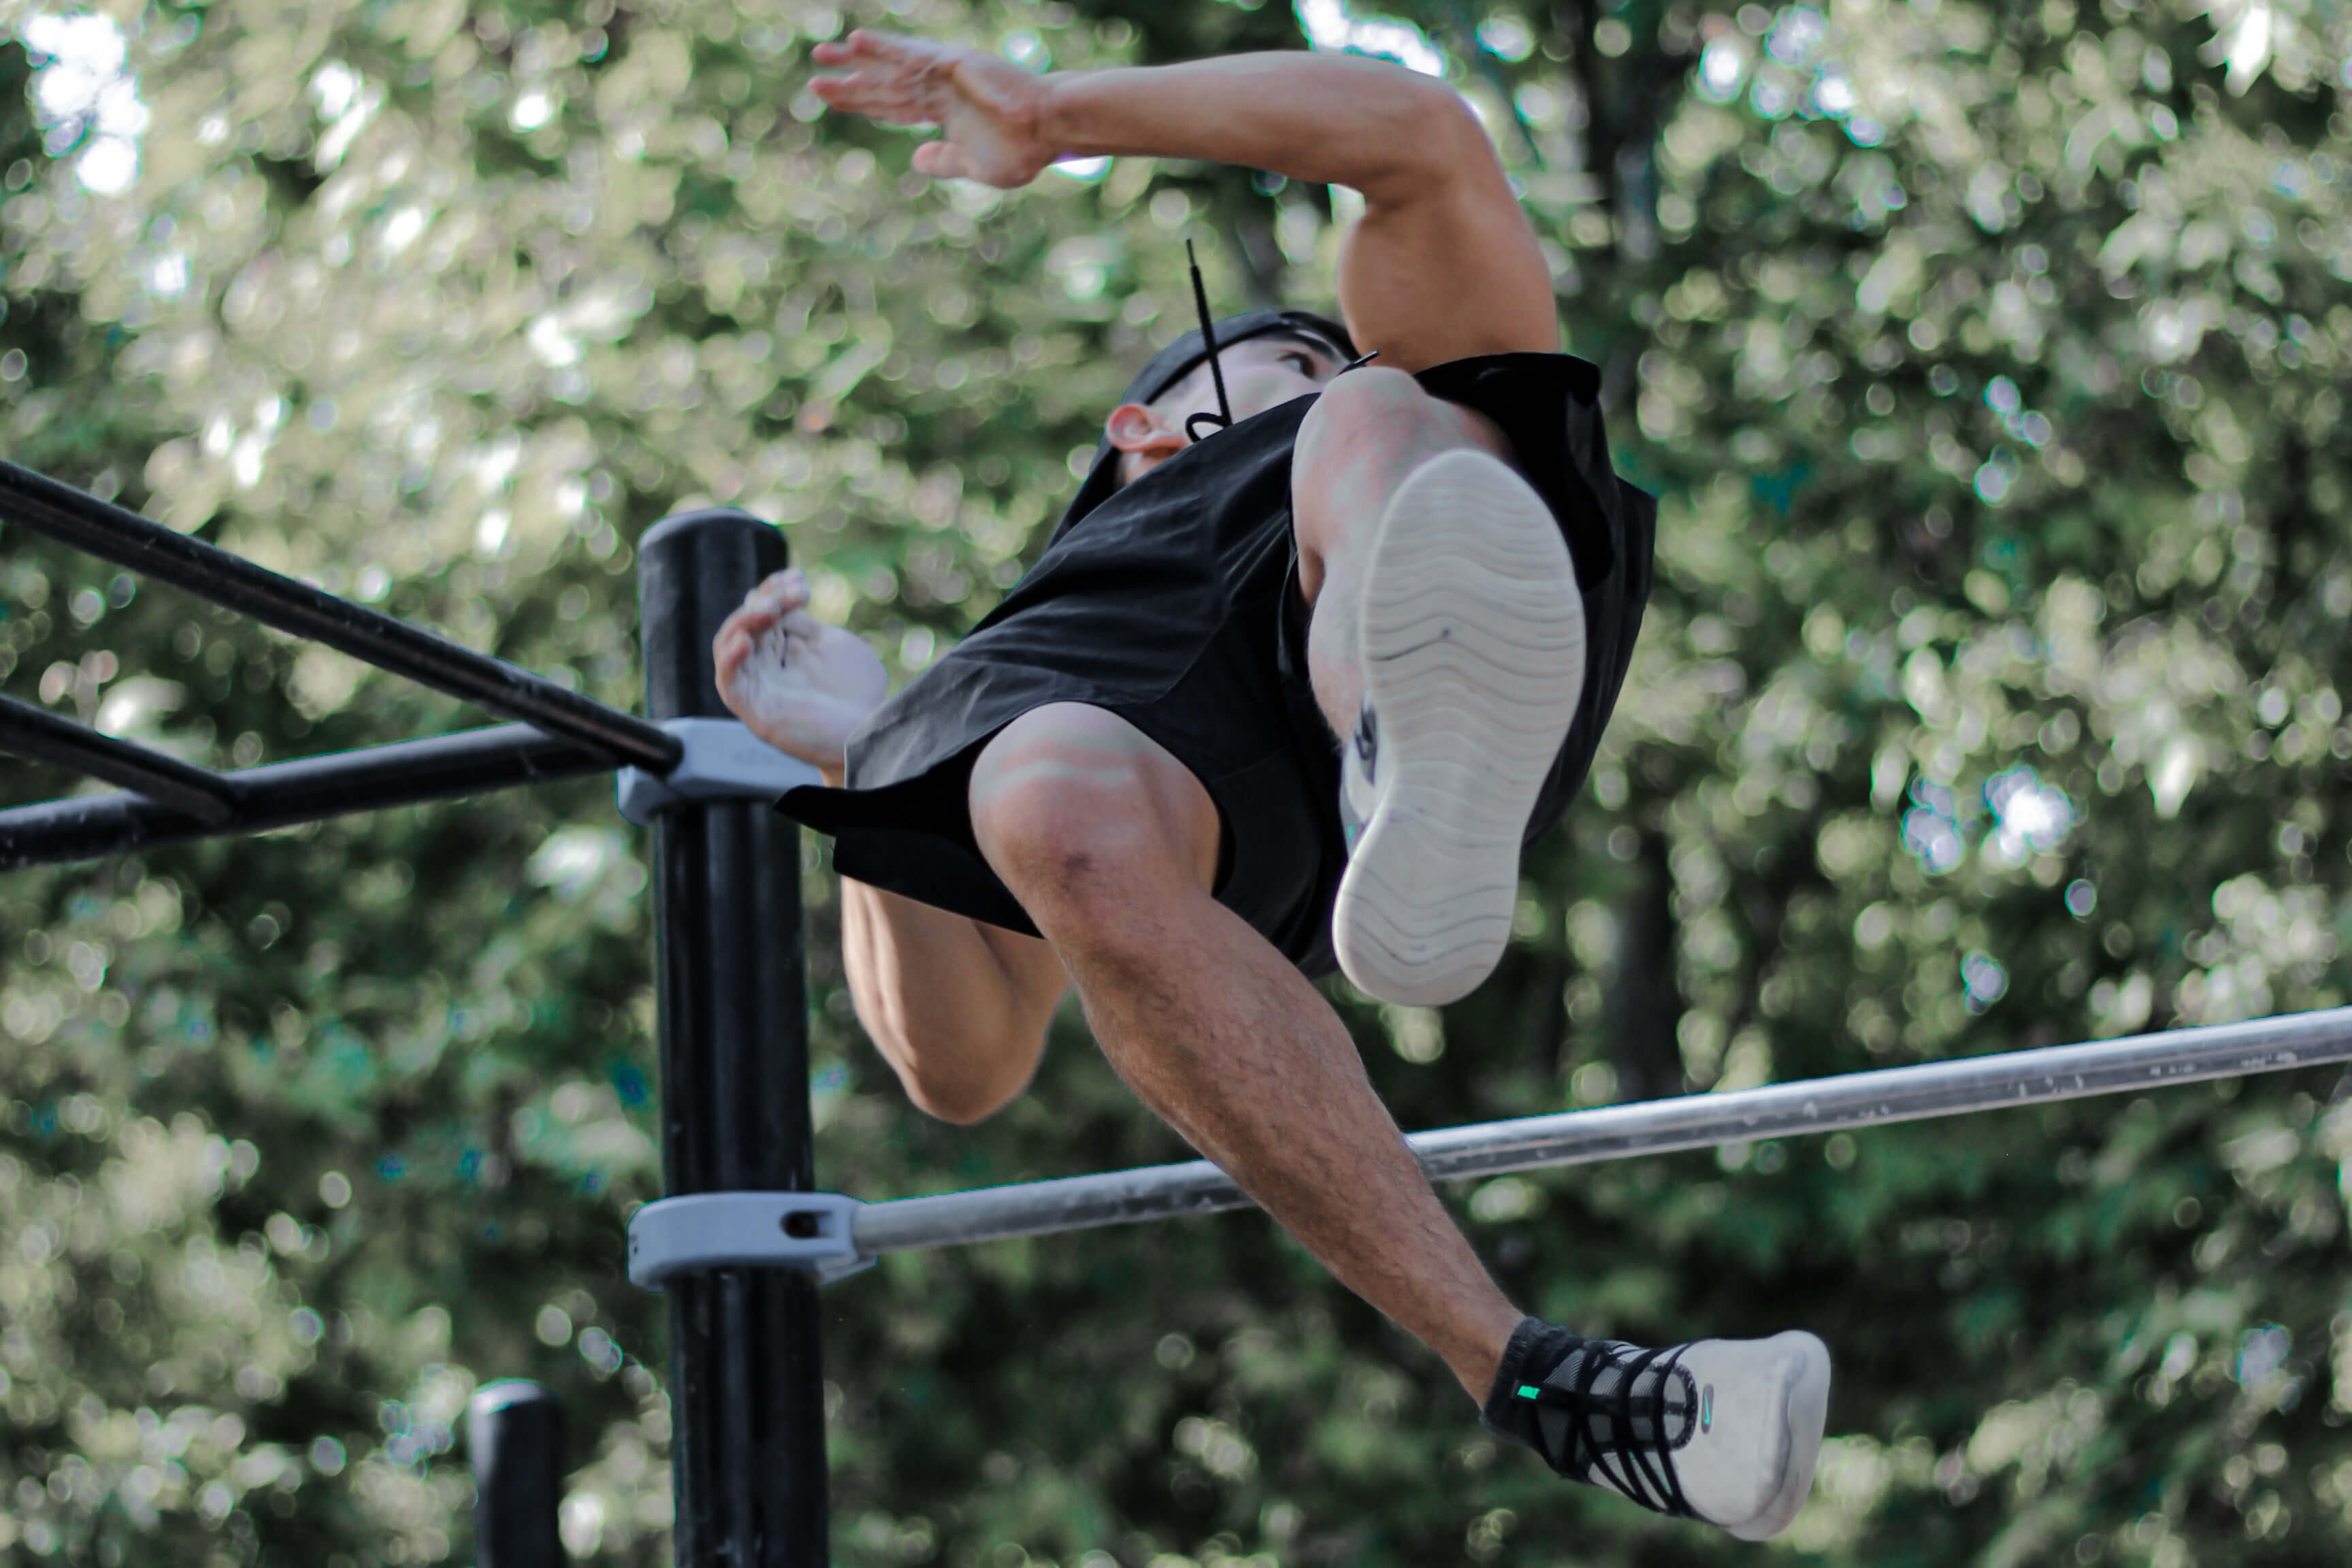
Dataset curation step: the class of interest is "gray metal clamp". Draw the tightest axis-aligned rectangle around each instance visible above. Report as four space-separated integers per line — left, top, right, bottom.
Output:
619 719 858 1294
616 717 823 826
627 1191 877 1290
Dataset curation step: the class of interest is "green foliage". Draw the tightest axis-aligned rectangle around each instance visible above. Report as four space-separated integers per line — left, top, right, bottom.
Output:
2 0 2351 1565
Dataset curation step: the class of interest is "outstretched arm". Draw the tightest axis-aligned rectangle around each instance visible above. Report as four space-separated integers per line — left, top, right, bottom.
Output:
810 33 1557 371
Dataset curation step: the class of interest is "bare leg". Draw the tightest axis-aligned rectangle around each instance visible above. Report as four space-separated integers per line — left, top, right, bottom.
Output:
1290 365 1523 739
970 704 1524 1403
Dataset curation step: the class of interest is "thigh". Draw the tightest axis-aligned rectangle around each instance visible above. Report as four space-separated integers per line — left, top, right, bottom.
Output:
968 702 1223 906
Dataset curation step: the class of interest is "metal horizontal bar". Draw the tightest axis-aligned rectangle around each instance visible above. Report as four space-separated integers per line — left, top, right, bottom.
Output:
850 1007 2352 1258
0 691 236 826
0 460 680 773
0 723 619 870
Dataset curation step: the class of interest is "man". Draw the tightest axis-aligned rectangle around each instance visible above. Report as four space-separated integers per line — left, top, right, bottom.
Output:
713 28 1830 1539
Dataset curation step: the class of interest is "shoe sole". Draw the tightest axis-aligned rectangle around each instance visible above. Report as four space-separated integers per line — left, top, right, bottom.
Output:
1726 1331 1833 1542
1331 450 1585 1007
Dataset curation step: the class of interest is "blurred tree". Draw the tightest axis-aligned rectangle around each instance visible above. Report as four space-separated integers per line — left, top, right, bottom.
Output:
1 1 2351 1566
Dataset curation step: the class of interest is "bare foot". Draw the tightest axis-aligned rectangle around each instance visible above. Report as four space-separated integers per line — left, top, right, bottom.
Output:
711 569 887 787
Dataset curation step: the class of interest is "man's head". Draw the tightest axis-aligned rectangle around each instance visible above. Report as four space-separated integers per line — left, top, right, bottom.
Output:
1105 325 1355 489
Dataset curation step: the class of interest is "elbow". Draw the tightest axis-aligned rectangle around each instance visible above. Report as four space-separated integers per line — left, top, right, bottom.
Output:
1364 85 1499 205
1418 87 1501 174
1413 80 1486 139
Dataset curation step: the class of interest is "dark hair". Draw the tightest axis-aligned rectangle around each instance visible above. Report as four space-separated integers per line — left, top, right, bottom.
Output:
1061 306 1360 536
1147 328 1349 409
1111 331 1350 486
1258 325 1354 364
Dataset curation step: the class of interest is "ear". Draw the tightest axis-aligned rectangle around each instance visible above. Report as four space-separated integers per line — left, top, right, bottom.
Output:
1105 402 1186 461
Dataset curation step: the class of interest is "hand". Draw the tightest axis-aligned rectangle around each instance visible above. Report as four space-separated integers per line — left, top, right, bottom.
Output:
808 29 1061 189
713 569 889 788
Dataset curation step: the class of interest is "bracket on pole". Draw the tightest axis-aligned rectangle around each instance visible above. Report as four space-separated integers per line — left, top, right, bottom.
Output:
615 717 823 826
627 1191 876 1290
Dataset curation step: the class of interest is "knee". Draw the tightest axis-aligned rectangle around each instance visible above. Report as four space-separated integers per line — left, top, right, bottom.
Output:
968 705 1218 934
1298 363 1518 480
1298 365 1422 455
975 784 1179 938
900 1032 1041 1127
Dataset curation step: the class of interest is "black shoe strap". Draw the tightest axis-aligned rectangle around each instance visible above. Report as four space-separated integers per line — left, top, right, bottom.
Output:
1481 1317 1700 1518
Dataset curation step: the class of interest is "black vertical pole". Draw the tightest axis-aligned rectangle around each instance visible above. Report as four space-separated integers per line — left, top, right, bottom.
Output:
637 508 827 1567
468 1381 566 1567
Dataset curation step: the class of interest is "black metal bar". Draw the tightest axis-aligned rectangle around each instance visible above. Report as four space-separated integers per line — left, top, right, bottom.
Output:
468 1380 567 1567
638 508 826 1567
0 690 237 826
0 459 681 772
0 723 619 870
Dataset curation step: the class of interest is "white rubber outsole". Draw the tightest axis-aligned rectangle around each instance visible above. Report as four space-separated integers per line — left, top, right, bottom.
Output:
1331 449 1586 1007
1725 1332 1833 1542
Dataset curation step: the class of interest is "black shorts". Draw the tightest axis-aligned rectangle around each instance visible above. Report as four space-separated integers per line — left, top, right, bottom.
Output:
775 350 1656 979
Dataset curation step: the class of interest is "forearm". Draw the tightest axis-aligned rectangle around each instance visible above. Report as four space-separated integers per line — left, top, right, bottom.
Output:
1041 52 1468 205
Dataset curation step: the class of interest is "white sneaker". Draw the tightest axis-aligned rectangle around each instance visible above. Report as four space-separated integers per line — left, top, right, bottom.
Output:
1502 1330 1832 1540
1330 448 1586 1006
